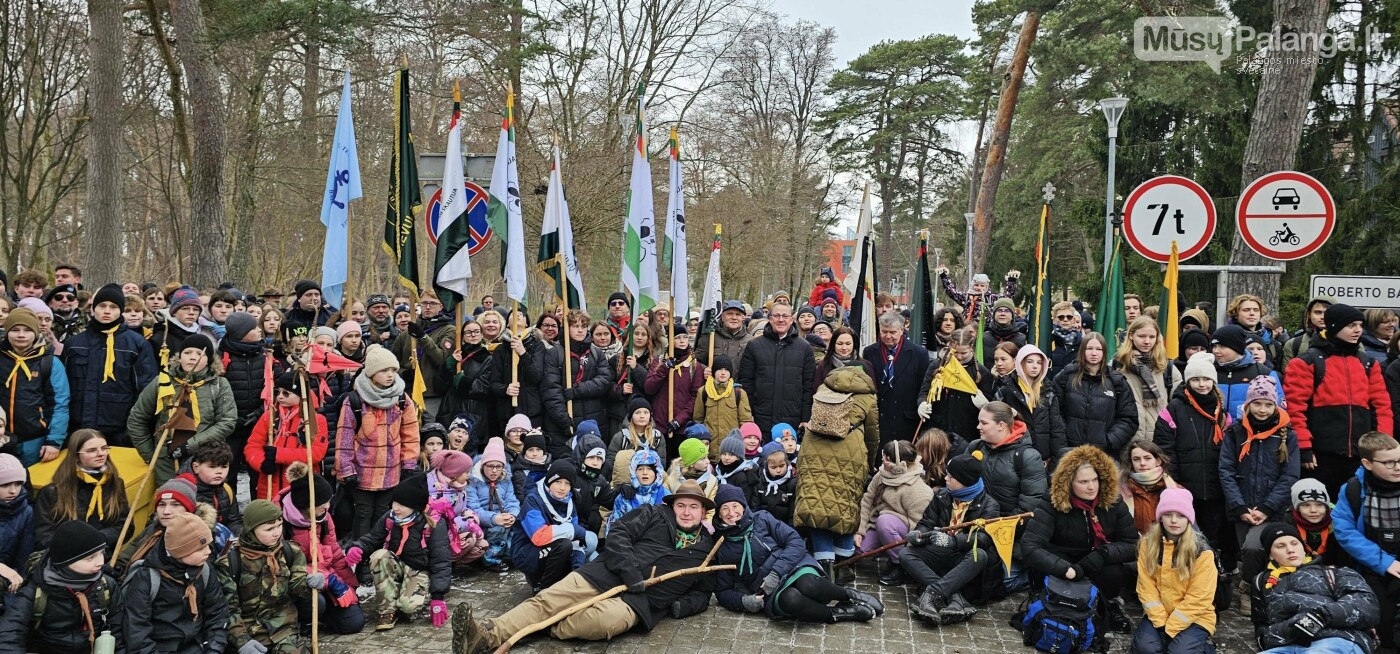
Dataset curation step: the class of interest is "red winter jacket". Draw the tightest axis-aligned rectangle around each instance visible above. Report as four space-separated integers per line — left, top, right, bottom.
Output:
808 281 844 308
278 487 358 589
1283 346 1393 458
246 407 330 500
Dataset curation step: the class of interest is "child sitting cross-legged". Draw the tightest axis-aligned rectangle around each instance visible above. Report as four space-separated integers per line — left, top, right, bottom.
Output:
1130 488 1219 654
344 473 453 632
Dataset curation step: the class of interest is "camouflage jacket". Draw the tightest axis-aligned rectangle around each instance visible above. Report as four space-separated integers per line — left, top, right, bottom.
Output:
224 539 312 650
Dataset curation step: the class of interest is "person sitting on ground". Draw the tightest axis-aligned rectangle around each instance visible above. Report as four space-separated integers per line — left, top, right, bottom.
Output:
1023 444 1140 634
1250 523 1379 654
752 442 797 525
855 440 933 585
712 484 883 624
452 480 720 653
1130 488 1219 654
344 473 452 632
900 454 1001 627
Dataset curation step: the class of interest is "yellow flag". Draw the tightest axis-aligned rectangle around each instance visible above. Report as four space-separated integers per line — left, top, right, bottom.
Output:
927 354 980 403
985 518 1021 576
411 357 427 413
1163 240 1180 359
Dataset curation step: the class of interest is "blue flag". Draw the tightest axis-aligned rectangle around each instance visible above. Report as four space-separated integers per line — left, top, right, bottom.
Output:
319 70 362 310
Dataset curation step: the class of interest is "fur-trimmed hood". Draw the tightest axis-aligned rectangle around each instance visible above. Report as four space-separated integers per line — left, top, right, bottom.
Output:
1049 445 1120 513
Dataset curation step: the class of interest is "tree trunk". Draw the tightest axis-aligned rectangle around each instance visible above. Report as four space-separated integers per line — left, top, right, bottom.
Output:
971 10 1039 273
170 0 228 287
1228 0 1329 308
84 0 124 286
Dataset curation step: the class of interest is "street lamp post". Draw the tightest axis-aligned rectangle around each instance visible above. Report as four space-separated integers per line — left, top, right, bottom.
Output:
964 212 975 287
1099 97 1128 279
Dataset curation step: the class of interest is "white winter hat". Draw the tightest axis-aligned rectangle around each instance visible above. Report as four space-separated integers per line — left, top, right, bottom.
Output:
1183 351 1217 383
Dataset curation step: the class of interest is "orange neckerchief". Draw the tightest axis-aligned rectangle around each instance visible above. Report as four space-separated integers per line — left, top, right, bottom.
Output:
1184 391 1225 445
1238 409 1290 461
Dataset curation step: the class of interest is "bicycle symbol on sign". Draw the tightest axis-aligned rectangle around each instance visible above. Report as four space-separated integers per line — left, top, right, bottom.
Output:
1269 223 1300 247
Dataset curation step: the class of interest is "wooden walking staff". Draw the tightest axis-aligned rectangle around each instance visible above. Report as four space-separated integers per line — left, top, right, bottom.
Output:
833 512 1035 568
112 384 192 557
493 541 731 653
510 299 520 408
298 370 322 654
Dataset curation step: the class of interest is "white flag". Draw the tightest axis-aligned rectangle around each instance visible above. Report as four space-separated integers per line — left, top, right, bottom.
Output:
487 86 527 304
432 83 471 306
662 127 688 320
538 145 587 312
621 82 658 321
843 182 875 299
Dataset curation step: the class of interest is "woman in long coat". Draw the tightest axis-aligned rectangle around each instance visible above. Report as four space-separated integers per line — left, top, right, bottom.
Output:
792 365 879 580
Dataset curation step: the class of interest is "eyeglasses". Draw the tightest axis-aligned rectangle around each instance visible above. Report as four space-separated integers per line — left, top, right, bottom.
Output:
53 294 75 301
274 388 296 397
1369 458 1400 469
483 463 505 470
462 329 482 336
609 300 627 307
770 313 792 320
1056 314 1075 321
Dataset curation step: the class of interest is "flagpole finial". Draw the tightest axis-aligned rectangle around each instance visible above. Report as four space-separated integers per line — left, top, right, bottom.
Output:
453 79 461 102
400 53 408 69
1042 182 1057 203
715 223 722 235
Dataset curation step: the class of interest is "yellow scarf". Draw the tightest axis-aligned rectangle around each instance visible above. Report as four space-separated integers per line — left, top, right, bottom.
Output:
156 370 211 430
100 323 120 382
1264 555 1312 589
1018 378 1039 412
76 468 110 520
704 378 733 401
5 344 46 430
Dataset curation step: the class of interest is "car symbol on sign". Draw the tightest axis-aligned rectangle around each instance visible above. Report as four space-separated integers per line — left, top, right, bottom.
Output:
1272 188 1300 210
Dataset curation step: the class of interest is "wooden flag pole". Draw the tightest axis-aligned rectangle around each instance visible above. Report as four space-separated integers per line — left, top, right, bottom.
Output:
510 299 520 408
558 253 573 420
298 370 321 654
667 297 675 425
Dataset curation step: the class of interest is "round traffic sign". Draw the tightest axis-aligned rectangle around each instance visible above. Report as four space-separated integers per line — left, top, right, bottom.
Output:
1121 175 1216 263
425 180 493 256
1236 171 1334 261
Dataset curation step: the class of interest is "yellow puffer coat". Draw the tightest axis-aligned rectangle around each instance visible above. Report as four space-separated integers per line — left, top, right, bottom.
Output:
792 366 880 534
1137 535 1218 637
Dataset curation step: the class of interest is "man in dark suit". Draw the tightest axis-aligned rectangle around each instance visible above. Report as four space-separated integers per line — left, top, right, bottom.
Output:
863 311 931 447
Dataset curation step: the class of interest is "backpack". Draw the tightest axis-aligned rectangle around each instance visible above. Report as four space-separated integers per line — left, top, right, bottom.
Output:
122 559 216 611
807 386 856 438
1299 348 1376 393
342 392 410 433
1020 576 1098 654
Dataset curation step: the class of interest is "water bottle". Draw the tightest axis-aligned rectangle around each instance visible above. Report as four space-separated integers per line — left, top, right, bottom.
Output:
94 630 116 654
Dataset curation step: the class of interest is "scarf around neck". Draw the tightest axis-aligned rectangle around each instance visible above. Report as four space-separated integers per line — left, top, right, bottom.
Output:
1292 509 1332 555
354 371 405 409
76 467 112 520
1239 410 1288 461
1185 389 1225 445
1132 352 1163 408
535 479 575 525
1127 472 1166 533
704 377 733 401
762 465 791 496
948 478 984 502
1070 495 1108 546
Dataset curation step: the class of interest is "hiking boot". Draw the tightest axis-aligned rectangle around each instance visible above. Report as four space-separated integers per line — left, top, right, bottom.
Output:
829 603 876 623
939 593 978 625
1103 597 1133 633
878 564 908 586
912 586 947 625
451 603 494 654
375 609 397 631
845 588 885 616
831 556 854 585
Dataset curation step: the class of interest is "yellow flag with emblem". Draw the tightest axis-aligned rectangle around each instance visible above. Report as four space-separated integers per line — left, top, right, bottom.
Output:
926 354 980 403
984 517 1023 576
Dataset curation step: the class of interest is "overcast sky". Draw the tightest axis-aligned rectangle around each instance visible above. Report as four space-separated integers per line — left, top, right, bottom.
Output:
767 0 981 232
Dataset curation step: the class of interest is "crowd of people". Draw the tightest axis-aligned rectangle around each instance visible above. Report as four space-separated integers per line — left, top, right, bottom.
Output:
0 263 1396 654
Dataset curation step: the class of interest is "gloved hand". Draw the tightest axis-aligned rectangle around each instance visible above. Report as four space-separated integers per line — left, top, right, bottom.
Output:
759 572 782 595
260 447 279 474
238 641 268 654
627 579 648 594
1078 549 1107 577
1290 607 1329 639
1300 448 1315 466
917 402 932 420
169 444 189 460
1006 269 1021 280
344 547 363 567
668 421 682 434
324 572 351 597
305 573 326 590
905 530 930 546
740 594 764 613
563 387 575 400
340 475 359 489
661 357 677 369
928 531 956 550
617 483 637 500
431 599 450 628
407 323 425 339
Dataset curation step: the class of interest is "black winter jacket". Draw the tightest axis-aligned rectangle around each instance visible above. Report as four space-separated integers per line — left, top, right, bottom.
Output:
121 548 228 654
1154 387 1229 502
443 343 492 437
219 340 280 429
911 486 1002 602
63 320 157 438
996 380 1065 462
0 555 126 654
919 355 994 444
1250 563 1378 654
473 335 548 435
738 324 815 434
542 340 615 444
1052 364 1138 459
575 504 716 631
712 510 820 617
980 322 1027 368
964 429 1047 516
33 478 127 552
350 508 453 600
1022 497 1138 580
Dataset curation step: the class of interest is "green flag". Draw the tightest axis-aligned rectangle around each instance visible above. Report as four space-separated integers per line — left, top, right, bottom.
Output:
1098 229 1126 347
383 66 422 294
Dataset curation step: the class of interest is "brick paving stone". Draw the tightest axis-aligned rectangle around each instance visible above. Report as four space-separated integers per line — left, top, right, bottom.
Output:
318 562 1261 654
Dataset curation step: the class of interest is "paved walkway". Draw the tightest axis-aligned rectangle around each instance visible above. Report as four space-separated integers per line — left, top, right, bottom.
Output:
318 563 1260 654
